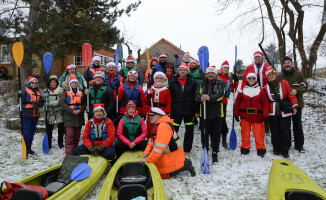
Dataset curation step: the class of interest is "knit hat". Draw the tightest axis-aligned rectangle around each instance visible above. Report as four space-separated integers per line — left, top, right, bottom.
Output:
178 64 189 71
283 56 293 63
126 56 135 63
94 71 105 79
149 107 166 116
66 64 76 70
206 66 217 74
190 59 199 65
48 75 59 88
28 76 38 84
159 53 167 58
128 70 138 78
265 66 277 76
253 51 263 58
221 61 230 69
151 57 159 63
246 72 257 81
92 55 101 63
93 104 107 118
153 71 166 81
126 100 136 110
106 62 116 68
69 75 80 93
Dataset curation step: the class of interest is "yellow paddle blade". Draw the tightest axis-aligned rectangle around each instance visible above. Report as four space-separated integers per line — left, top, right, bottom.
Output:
146 49 150 70
12 42 24 67
21 135 27 159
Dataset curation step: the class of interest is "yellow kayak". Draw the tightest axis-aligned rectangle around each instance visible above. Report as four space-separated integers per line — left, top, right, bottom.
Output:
1 155 108 200
267 159 326 200
98 151 167 200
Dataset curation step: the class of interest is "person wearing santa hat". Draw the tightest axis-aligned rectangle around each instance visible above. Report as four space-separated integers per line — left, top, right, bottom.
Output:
73 104 115 160
195 66 225 162
181 52 192 66
263 67 298 158
234 73 269 157
59 64 87 90
84 55 106 84
155 52 172 73
104 62 123 91
119 55 143 86
188 59 204 84
116 70 147 117
88 71 114 119
146 57 159 88
164 63 176 82
145 71 171 133
60 75 86 155
19 76 45 156
115 101 148 158
168 64 199 159
218 60 239 149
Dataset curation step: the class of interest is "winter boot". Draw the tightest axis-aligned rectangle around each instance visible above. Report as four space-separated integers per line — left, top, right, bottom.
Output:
257 149 266 157
222 134 228 149
240 148 250 155
184 158 196 177
26 144 35 155
212 152 218 163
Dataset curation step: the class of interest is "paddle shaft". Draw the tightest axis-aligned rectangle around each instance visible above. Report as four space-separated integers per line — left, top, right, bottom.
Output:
203 101 207 148
232 46 237 128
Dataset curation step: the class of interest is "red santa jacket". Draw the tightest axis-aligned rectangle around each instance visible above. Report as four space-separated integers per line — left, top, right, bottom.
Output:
218 73 238 105
241 63 270 89
263 79 299 117
83 117 116 148
234 83 269 123
145 85 171 114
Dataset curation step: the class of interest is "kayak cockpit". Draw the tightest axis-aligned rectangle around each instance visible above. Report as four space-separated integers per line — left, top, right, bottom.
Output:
285 190 323 200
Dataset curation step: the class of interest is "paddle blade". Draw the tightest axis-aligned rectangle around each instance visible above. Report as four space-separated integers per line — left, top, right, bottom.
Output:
229 127 237 150
42 132 49 154
200 147 209 174
234 45 237 69
43 52 53 74
198 46 209 73
12 42 24 67
117 44 123 60
21 135 27 159
146 49 150 70
71 163 92 181
114 47 120 71
177 45 181 66
82 43 92 68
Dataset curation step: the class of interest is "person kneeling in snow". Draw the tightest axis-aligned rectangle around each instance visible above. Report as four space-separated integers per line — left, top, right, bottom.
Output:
141 108 196 179
73 104 115 160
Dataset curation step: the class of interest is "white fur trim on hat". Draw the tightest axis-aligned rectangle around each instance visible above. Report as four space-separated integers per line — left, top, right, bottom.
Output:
66 64 76 69
246 72 257 81
178 65 189 71
153 71 166 81
128 70 138 78
149 107 166 116
106 62 116 67
93 104 107 118
28 77 37 84
221 65 229 69
206 66 217 74
92 56 101 63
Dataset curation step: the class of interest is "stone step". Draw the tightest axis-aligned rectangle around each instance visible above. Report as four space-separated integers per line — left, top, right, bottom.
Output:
7 118 46 132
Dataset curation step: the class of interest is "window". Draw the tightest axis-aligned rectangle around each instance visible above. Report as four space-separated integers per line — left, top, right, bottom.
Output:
94 52 109 66
74 53 84 66
1 45 10 63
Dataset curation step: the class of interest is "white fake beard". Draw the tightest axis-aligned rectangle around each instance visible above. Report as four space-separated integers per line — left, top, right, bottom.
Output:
154 82 163 87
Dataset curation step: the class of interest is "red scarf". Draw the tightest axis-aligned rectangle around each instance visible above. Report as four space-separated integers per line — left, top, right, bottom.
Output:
107 73 117 84
165 72 173 80
93 117 104 125
178 77 187 86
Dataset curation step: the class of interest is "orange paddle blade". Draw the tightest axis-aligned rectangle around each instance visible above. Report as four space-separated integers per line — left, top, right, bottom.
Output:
12 42 24 67
146 49 150 70
21 135 27 159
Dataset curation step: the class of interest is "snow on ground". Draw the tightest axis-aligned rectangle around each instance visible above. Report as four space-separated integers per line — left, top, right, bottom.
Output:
0 78 326 200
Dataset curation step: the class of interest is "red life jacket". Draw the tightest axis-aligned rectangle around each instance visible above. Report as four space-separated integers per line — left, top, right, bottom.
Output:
0 181 48 200
66 91 82 110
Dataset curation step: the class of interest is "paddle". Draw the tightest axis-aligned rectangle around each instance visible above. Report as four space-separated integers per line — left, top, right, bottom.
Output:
198 46 209 174
42 52 53 154
71 163 92 181
82 43 92 113
229 45 238 150
114 47 120 114
146 49 153 107
177 45 181 66
12 42 27 160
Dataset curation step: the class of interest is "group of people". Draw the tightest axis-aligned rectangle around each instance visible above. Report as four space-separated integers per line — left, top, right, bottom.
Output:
18 50 307 178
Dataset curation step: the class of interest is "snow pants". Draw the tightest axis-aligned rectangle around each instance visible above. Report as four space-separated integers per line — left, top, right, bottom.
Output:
73 144 115 160
65 126 82 155
240 118 265 150
22 118 38 145
200 118 222 153
171 115 195 152
269 115 291 154
115 140 148 158
291 107 304 149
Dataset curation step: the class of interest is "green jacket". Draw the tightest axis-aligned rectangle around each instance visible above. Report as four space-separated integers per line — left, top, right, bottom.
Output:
279 68 308 107
189 67 204 84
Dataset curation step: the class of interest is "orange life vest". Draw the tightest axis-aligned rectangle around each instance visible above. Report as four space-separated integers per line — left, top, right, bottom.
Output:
22 87 40 109
66 91 82 110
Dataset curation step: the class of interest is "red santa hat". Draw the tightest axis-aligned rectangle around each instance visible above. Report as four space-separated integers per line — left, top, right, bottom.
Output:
126 100 136 110
265 66 277 76
153 71 166 81
253 51 263 58
246 72 257 81
151 57 159 63
66 64 76 70
190 59 199 65
68 75 80 93
94 71 105 79
159 53 167 58
126 56 135 63
220 61 230 69
106 62 116 68
178 64 189 71
92 55 101 63
206 66 217 74
93 104 107 117
128 70 138 78
27 76 38 84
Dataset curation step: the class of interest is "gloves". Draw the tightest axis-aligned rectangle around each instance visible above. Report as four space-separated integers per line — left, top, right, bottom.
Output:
95 144 105 152
43 91 50 98
235 116 240 122
44 102 50 107
232 74 239 82
146 88 153 98
87 145 95 153
33 101 38 108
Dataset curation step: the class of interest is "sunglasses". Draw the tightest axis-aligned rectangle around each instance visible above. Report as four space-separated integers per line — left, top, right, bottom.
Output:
248 78 256 80
126 62 134 64
160 57 166 59
30 82 38 85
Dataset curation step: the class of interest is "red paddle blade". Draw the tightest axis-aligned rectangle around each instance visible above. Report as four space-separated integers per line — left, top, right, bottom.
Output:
82 43 92 69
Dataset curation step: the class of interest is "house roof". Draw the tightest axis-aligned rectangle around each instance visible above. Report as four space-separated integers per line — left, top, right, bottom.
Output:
141 38 185 57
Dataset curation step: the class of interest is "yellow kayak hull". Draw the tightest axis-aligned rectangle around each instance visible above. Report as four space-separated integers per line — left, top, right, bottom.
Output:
267 159 326 200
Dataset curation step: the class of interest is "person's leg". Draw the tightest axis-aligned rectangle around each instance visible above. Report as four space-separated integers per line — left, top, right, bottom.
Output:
114 140 130 158
46 123 54 149
65 127 75 155
279 116 291 157
209 118 221 162
72 144 90 156
73 126 82 149
171 115 182 133
133 140 148 151
57 122 65 148
22 118 32 145
252 122 266 157
101 146 115 160
170 158 196 177
221 104 228 148
269 116 280 154
240 118 251 155
183 115 195 154
292 107 305 151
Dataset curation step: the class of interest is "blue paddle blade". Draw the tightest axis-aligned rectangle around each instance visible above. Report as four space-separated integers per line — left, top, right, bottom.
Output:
42 132 49 154
198 46 209 73
234 45 237 68
200 147 209 174
71 163 92 181
43 52 53 74
177 45 181 66
229 128 237 150
114 47 120 71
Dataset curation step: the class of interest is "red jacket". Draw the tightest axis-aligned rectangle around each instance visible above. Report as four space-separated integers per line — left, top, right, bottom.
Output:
116 111 148 146
263 79 299 117
145 85 171 114
83 117 116 148
218 73 238 104
241 63 270 89
234 83 269 123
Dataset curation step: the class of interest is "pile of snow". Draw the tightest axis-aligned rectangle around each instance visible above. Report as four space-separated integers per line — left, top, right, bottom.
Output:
0 78 325 200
